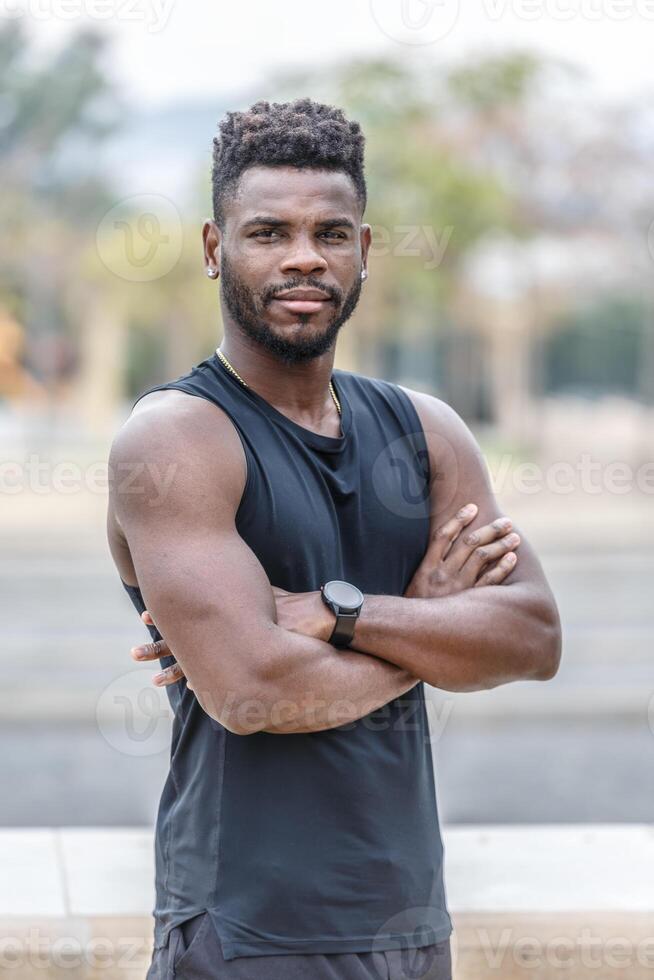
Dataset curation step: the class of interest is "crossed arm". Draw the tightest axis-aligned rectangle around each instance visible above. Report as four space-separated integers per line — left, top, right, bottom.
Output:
346 387 561 691
108 388 561 736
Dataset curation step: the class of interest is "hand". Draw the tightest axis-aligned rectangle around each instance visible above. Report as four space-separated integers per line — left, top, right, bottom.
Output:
130 586 333 689
130 612 189 688
270 586 335 644
404 502 520 599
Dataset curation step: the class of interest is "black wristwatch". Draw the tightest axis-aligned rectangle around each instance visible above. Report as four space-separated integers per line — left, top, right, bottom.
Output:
320 580 364 648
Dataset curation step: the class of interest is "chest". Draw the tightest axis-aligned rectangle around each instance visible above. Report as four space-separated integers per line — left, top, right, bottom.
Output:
236 431 431 594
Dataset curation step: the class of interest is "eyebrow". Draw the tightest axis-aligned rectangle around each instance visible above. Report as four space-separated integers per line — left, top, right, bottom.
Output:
242 215 356 231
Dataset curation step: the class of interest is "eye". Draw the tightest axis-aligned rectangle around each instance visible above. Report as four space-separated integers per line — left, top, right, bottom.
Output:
320 231 346 240
252 229 281 240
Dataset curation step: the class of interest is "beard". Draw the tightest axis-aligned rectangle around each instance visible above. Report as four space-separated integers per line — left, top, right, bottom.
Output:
219 251 363 365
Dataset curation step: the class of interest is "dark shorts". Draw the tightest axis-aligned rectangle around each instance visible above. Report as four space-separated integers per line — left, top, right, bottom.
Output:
146 912 452 980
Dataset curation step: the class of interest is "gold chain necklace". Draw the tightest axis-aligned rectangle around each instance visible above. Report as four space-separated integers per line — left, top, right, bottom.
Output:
215 346 342 417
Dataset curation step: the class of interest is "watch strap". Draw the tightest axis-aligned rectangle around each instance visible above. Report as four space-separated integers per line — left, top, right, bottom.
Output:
329 610 359 648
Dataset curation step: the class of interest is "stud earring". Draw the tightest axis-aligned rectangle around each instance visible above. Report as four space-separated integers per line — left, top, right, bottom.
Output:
206 267 218 278
361 269 368 281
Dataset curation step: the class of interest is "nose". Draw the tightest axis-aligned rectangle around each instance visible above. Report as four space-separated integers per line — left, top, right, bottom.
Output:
279 233 328 278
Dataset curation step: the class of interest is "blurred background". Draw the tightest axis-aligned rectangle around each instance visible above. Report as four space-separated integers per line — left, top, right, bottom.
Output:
1 2 653 834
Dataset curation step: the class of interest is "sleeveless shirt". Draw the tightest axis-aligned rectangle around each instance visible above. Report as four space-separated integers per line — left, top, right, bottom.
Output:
120 350 452 961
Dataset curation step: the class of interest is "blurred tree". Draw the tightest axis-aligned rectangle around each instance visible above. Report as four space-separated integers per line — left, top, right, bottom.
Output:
446 51 543 113
0 22 120 405
4 32 651 437
542 294 649 401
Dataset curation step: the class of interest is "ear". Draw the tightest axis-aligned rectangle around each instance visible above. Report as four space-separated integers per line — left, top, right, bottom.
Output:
359 223 372 277
202 219 222 275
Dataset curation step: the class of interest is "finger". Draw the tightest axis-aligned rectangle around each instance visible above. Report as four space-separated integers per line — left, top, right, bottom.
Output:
446 514 513 567
152 661 186 686
131 638 170 661
466 532 521 576
429 503 478 561
475 551 518 586
141 610 155 626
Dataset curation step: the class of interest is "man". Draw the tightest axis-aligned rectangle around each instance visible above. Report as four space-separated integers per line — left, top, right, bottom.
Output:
107 98 561 980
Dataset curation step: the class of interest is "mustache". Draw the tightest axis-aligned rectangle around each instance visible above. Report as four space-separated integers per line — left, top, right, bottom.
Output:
261 280 341 305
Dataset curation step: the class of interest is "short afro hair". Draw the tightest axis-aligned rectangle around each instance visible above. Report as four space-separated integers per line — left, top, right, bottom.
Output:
211 97 367 227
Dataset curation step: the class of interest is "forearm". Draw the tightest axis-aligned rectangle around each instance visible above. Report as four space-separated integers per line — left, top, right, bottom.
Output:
205 627 419 736
349 585 561 691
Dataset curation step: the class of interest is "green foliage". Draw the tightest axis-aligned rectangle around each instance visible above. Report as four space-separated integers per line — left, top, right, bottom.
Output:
0 22 121 344
6 32 636 415
0 23 120 182
446 51 542 112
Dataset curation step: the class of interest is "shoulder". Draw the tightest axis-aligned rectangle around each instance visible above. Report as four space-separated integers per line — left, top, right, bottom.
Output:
111 387 237 463
338 369 454 420
393 383 484 470
336 370 470 432
108 388 246 521
334 367 414 405
395 382 460 429
336 369 475 454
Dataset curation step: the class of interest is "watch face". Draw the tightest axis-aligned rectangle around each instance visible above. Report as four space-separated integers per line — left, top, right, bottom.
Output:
323 580 363 611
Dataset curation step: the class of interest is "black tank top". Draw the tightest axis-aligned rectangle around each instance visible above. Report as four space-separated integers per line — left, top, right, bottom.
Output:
120 350 452 961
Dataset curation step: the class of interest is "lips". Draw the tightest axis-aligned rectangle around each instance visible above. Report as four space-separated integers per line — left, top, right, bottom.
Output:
275 289 331 301
273 289 332 315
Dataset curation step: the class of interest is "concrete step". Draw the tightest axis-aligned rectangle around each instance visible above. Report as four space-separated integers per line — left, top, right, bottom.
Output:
1 825 652 979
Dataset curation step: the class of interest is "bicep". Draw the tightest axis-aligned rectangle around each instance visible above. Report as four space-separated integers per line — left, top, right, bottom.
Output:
109 402 278 718
128 521 278 701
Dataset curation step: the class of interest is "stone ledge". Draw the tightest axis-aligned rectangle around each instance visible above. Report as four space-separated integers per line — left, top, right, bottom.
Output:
1 826 652 979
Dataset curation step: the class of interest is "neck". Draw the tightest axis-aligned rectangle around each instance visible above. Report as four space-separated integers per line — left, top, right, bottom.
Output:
218 331 341 434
